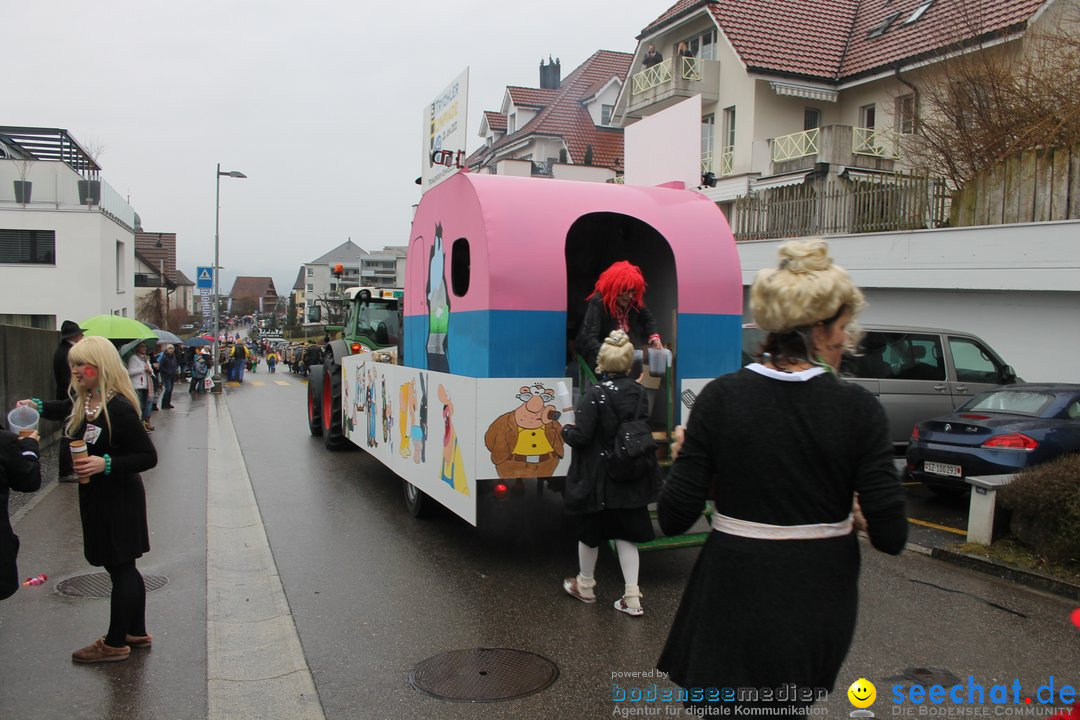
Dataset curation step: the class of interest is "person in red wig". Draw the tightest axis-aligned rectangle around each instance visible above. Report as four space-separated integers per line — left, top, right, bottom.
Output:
575 261 663 371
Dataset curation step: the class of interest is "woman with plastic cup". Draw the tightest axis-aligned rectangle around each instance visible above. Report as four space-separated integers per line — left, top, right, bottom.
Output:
1 410 42 601
20 335 157 662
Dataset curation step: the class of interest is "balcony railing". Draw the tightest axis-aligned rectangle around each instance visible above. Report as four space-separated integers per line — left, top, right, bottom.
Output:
853 127 901 159
701 150 713 174
631 60 673 95
680 56 702 81
720 147 734 176
772 128 820 162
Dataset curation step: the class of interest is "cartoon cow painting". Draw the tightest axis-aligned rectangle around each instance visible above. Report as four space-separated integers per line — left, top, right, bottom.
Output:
484 384 565 478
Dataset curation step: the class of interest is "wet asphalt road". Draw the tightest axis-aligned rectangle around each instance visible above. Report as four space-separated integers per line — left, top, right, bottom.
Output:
3 371 1078 719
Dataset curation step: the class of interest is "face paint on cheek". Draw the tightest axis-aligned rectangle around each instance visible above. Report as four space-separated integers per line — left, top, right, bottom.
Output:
83 367 97 379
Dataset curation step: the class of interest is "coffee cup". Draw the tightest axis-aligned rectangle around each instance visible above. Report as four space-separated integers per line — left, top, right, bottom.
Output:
69 441 90 484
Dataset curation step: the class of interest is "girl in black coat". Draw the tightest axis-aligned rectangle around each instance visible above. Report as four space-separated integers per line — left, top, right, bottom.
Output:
23 335 158 663
0 425 42 600
561 330 660 616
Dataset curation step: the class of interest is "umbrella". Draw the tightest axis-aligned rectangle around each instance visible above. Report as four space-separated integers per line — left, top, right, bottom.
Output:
184 337 212 348
81 314 156 341
154 329 183 345
200 334 215 341
119 337 154 361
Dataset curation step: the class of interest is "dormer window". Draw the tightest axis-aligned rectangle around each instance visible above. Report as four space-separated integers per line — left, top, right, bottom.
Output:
601 104 614 125
868 11 900 38
508 113 517 133
905 0 933 25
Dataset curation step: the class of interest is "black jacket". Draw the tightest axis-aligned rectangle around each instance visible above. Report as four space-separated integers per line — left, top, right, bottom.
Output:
561 375 660 514
575 296 659 372
53 340 73 399
1 429 42 600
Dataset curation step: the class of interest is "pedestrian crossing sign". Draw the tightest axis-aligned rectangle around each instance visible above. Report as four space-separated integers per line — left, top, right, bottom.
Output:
197 266 213 289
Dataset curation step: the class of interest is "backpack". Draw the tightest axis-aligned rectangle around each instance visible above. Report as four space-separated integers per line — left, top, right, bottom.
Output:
602 384 657 483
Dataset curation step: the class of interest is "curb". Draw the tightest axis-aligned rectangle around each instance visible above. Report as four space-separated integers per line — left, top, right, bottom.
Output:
930 547 1080 601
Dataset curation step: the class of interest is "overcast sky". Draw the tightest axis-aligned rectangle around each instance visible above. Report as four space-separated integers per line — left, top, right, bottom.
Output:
8 1 659 295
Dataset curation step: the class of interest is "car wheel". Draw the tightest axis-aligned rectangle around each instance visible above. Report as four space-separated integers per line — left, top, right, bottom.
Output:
321 358 348 450
403 480 432 518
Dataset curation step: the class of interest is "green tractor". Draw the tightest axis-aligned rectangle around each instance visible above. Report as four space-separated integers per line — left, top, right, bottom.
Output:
307 287 404 448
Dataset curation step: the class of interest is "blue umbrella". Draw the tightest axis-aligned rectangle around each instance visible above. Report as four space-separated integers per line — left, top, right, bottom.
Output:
184 337 212 348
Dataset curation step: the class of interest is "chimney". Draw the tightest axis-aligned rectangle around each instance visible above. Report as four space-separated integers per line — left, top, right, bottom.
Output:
539 56 561 90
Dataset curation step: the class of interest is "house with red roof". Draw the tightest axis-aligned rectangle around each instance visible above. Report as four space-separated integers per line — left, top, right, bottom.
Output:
229 276 279 316
613 0 1069 236
466 53 633 182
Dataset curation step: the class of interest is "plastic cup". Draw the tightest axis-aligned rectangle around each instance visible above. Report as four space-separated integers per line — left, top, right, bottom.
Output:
70 440 90 484
7 406 39 436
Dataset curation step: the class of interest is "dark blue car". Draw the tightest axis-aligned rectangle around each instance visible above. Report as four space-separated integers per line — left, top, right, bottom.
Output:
906 384 1080 495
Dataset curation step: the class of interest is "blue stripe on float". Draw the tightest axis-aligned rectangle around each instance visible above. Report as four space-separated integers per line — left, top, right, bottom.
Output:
405 310 567 378
675 313 742 381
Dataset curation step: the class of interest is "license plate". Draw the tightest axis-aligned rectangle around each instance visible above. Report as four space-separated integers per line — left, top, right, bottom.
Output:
924 461 961 477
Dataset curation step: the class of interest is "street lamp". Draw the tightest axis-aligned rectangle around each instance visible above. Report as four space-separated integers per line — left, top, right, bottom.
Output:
212 163 247 391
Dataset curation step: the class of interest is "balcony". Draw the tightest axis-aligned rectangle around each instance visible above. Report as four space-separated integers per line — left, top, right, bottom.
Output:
625 57 720 118
1 159 138 232
768 125 903 176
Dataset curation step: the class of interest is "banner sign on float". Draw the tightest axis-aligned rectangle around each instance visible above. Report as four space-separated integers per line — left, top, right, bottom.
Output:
421 68 469 193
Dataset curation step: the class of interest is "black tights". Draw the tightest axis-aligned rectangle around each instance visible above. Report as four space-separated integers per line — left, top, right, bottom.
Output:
104 560 146 648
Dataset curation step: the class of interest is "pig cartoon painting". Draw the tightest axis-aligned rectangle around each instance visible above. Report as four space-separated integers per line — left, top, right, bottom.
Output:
483 384 565 478
438 384 468 494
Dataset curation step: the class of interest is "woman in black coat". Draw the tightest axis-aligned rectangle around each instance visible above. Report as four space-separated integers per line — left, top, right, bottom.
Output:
22 335 157 663
575 261 663 372
1 425 42 600
561 330 660 616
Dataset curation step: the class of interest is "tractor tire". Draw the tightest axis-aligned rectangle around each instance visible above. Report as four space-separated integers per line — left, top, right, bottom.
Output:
403 480 433 518
321 359 349 450
307 369 323 437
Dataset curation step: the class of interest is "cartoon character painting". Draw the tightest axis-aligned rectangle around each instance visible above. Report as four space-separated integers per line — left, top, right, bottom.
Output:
381 376 393 449
399 380 413 458
484 384 565 478
398 374 429 463
366 368 378 448
438 383 468 495
426 224 450 372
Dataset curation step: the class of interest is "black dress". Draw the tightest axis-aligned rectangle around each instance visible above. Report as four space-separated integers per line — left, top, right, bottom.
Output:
0 430 42 599
41 396 157 567
656 365 907 708
561 375 660 547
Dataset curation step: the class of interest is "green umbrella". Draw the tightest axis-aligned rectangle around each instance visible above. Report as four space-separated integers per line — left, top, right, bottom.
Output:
119 337 155 361
81 314 156 341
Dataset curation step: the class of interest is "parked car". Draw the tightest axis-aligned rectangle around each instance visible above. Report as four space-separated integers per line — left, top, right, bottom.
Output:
905 384 1080 495
743 324 1019 452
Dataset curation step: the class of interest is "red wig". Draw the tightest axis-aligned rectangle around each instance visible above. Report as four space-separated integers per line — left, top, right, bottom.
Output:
587 261 646 317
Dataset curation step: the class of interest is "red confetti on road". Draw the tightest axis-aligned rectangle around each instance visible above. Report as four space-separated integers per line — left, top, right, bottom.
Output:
1071 607 1080 628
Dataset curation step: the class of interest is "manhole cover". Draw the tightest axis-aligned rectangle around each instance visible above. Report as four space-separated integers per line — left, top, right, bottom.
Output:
410 648 559 702
56 572 168 598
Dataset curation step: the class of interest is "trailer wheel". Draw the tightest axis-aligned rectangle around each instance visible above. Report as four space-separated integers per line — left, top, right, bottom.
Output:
307 370 323 437
403 480 432 518
321 359 348 450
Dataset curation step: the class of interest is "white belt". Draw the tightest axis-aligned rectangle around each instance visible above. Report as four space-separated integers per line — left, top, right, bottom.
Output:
711 512 854 540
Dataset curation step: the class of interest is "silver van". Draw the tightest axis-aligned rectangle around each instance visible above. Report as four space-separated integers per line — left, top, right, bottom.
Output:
742 324 1019 452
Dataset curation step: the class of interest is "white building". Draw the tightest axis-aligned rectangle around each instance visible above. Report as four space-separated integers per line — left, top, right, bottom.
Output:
0 127 138 329
299 240 406 324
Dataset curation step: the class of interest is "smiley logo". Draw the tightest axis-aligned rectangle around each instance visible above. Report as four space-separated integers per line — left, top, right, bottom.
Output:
847 678 877 708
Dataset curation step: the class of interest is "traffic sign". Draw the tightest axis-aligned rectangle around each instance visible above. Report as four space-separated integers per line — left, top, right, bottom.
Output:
197 266 214 289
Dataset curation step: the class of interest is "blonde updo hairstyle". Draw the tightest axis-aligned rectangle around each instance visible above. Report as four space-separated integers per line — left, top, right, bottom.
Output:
596 330 634 375
65 336 142 438
749 239 865 360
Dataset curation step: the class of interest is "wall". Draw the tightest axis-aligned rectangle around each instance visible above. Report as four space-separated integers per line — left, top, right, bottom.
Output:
0 205 135 324
736 219 1080 382
0 325 62 447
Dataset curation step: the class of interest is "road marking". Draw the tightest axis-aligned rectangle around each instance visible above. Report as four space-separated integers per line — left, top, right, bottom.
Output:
206 397 325 720
907 517 967 535
274 381 291 386
249 380 266 387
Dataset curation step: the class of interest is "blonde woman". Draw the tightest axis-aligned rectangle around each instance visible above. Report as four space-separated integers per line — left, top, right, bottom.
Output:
21 335 157 663
561 330 660 617
656 239 907 714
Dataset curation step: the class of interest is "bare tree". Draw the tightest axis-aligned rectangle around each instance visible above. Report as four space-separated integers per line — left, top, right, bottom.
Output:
904 3 1080 189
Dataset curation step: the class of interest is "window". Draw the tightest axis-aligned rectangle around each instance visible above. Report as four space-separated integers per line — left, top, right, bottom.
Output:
867 11 901 38
841 332 944 381
306 283 314 291
804 108 821 131
306 267 313 277
896 94 916 134
451 238 470 296
702 113 715 156
905 1 933 25
723 106 736 149
949 337 1004 384
860 104 876 130
683 28 717 60
508 113 517 133
0 229 55 264
601 104 614 126
115 241 125 292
